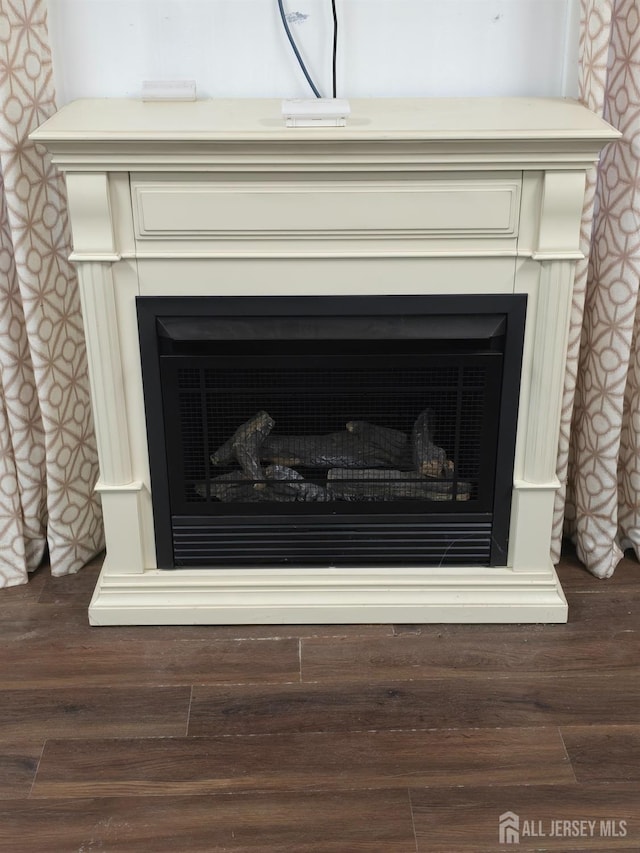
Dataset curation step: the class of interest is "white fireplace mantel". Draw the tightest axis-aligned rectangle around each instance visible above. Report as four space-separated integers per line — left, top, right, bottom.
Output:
33 98 618 625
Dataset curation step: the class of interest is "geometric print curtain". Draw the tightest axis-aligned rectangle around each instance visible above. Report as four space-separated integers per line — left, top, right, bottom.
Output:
553 0 640 577
0 0 102 588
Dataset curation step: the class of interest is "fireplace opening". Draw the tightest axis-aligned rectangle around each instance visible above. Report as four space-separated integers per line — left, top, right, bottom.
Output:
138 295 526 569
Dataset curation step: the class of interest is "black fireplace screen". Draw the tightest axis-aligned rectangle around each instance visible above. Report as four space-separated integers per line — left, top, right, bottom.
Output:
138 296 526 569
174 362 488 506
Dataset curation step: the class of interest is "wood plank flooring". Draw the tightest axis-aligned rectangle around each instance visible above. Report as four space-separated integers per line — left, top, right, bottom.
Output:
1 545 639 852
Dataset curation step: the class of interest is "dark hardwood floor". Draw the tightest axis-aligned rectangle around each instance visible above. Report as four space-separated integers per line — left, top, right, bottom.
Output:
1 546 638 852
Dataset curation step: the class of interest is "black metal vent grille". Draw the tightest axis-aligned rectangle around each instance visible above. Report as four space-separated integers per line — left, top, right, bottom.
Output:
172 516 493 567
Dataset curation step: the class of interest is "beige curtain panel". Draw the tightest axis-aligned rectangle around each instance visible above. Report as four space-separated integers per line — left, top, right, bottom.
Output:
553 0 640 578
0 0 103 588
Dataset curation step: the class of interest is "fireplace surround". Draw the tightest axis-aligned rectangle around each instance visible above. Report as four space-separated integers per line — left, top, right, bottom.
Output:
32 97 618 624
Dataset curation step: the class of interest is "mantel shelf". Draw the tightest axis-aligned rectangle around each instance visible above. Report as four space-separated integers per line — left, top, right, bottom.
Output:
32 97 619 172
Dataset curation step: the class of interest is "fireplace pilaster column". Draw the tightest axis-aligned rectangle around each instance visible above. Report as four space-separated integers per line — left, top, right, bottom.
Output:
523 259 575 484
75 260 131 483
66 172 146 574
511 169 586 571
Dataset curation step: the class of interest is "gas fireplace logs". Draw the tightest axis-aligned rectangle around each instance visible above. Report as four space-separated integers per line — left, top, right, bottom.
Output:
204 409 469 503
326 469 469 501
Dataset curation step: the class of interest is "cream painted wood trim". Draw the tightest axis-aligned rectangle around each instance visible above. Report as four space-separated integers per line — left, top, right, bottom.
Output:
536 171 586 256
96 483 146 575
523 260 575 483
131 177 521 240
65 173 116 255
43 142 612 174
69 252 121 262
530 251 584 260
126 247 522 259
76 262 133 485
135 256 518 298
89 562 567 625
113 248 584 261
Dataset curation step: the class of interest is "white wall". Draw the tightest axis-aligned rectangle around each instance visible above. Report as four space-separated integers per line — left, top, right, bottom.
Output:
47 0 580 106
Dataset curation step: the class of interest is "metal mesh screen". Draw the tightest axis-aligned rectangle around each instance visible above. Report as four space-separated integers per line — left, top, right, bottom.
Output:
176 362 487 505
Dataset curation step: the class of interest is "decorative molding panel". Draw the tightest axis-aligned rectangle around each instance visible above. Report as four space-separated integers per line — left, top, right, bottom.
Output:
131 175 521 242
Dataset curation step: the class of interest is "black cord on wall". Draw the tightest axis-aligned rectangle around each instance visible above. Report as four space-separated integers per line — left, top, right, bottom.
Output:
277 0 321 97
276 0 339 99
331 0 338 98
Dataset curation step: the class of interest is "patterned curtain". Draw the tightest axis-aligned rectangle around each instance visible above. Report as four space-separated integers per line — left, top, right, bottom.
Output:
0 0 103 588
553 0 640 577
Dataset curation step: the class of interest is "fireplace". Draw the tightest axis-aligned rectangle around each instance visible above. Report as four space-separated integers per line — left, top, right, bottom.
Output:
32 97 618 624
139 295 525 569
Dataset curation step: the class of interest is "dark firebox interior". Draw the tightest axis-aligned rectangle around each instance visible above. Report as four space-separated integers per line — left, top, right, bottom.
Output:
138 296 525 569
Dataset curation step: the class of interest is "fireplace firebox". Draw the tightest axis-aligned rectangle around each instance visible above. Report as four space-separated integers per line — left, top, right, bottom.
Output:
139 295 526 569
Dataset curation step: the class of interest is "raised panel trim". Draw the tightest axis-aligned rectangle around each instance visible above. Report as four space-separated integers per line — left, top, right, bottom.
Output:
132 176 521 242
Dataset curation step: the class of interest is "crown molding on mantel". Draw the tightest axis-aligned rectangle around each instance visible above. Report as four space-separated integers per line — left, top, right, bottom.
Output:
32 97 619 173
